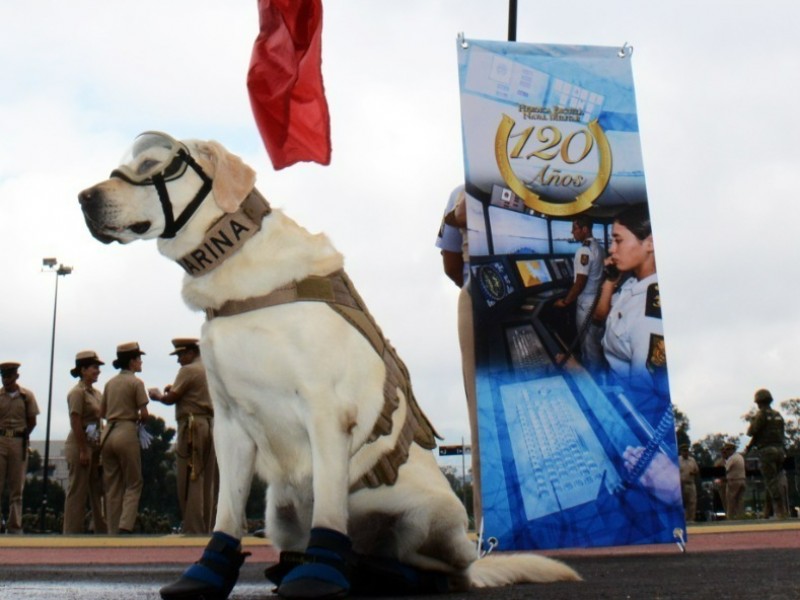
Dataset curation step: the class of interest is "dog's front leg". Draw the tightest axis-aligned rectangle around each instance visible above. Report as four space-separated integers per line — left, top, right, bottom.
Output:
213 413 258 538
161 415 257 600
275 409 355 599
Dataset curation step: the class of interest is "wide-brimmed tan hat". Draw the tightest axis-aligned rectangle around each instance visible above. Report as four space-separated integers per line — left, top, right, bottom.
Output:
0 361 20 376
169 337 199 355
116 342 145 355
113 342 145 369
70 350 105 377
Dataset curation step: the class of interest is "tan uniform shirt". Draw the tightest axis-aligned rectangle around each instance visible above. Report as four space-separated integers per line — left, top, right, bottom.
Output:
679 455 699 483
0 385 40 431
102 370 148 421
170 359 213 420
67 382 102 432
726 452 746 481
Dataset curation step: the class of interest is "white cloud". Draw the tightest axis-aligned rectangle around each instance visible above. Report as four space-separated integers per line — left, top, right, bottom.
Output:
2 0 799 453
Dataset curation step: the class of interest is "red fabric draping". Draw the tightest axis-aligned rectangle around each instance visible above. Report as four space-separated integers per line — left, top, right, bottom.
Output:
247 0 331 170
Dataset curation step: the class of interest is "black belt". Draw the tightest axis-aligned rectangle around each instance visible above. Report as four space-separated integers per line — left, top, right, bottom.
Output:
0 429 25 438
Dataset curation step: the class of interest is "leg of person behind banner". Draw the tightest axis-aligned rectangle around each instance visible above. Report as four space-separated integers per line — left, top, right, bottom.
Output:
459 285 482 526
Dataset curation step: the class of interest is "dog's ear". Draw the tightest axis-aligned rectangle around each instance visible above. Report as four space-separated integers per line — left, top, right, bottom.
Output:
194 140 257 213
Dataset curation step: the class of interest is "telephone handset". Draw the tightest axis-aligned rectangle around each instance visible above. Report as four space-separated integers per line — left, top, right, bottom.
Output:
603 263 620 281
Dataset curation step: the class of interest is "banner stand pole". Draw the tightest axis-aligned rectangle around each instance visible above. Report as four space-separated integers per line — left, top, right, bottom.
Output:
508 0 517 42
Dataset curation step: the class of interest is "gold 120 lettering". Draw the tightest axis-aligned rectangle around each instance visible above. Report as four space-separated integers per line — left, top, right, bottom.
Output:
495 114 612 217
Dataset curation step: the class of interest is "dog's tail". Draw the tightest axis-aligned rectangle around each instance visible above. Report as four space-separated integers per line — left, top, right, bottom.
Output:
467 553 582 588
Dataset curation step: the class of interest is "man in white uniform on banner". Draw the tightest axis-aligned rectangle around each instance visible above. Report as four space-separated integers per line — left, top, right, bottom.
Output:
554 215 606 370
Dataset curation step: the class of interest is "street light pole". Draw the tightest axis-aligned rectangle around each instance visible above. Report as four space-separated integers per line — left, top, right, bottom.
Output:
40 258 72 531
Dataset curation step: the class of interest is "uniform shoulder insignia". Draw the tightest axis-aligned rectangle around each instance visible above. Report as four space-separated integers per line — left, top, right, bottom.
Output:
580 254 589 266
645 283 661 319
646 334 667 374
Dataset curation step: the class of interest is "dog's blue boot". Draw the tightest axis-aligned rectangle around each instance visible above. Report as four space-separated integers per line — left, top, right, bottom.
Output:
275 527 354 599
160 532 250 600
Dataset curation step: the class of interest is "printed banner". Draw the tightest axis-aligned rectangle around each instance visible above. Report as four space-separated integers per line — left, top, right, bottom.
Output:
456 39 684 550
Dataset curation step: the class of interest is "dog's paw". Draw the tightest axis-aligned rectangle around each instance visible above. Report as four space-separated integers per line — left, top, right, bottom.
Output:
160 532 250 600
275 528 354 600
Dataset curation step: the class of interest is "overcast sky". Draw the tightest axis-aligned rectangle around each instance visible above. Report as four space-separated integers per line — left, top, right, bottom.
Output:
1 1 798 454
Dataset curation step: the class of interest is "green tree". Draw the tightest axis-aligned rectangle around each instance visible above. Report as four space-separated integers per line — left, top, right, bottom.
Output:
673 405 691 448
440 465 474 527
779 398 800 453
139 416 179 528
26 448 42 475
22 476 66 532
691 433 741 468
245 475 267 532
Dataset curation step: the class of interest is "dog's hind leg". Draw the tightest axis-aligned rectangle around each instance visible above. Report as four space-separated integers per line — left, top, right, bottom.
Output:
266 482 313 551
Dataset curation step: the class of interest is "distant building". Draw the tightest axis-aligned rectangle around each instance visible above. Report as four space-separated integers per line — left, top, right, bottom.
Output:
29 440 68 490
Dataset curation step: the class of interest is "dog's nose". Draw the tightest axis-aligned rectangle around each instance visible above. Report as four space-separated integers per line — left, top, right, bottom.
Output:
78 187 101 207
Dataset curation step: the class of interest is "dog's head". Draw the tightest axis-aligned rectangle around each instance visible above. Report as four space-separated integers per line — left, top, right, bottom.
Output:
79 132 256 245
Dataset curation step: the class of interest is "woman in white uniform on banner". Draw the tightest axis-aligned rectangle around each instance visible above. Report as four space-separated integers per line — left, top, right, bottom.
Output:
594 204 678 507
594 204 669 422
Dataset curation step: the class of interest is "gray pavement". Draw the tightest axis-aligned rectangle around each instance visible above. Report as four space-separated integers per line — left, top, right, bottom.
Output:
4 550 799 600
1 523 798 599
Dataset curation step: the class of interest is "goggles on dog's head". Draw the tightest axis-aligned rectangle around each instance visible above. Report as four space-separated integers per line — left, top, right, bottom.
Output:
111 131 191 186
110 131 213 239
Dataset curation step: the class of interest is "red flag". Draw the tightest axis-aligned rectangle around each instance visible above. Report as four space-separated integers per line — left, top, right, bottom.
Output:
247 0 331 170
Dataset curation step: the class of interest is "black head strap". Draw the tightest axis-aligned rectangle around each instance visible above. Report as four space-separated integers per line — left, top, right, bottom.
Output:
158 150 213 239
152 175 175 237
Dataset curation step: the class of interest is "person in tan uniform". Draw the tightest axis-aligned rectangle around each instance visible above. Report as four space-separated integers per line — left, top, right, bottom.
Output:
678 444 699 523
722 442 746 519
712 454 727 515
149 338 217 534
100 342 149 534
0 362 39 534
63 351 107 534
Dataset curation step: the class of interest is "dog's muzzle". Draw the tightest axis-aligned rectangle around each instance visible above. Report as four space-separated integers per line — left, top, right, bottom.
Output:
78 186 152 244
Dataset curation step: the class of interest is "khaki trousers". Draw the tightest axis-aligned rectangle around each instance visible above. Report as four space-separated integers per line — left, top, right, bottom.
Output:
63 441 106 534
101 421 142 534
681 481 697 522
458 285 481 525
176 416 217 534
0 436 27 533
759 446 787 518
726 478 746 519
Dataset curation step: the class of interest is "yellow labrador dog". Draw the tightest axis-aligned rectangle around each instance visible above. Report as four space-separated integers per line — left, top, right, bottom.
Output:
79 132 579 600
